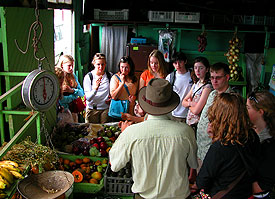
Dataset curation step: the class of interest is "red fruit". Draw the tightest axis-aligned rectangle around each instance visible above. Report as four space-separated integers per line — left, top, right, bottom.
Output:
92 143 100 150
100 142 108 150
97 137 105 143
100 149 107 157
90 138 98 145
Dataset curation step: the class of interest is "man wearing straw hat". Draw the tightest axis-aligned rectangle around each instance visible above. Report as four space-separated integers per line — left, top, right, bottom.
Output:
109 78 198 199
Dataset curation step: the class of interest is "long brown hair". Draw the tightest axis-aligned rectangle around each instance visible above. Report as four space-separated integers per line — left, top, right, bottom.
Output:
248 90 275 137
147 49 168 78
208 92 252 145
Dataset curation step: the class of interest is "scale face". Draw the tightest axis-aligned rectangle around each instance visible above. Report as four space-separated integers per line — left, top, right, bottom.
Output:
22 69 60 112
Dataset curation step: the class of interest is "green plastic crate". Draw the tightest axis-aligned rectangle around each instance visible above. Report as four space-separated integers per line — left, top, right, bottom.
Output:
58 154 107 193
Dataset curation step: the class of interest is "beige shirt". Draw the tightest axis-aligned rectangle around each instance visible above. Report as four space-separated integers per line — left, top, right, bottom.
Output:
109 114 198 199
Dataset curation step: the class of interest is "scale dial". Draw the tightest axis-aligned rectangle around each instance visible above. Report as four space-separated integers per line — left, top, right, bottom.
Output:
22 69 60 112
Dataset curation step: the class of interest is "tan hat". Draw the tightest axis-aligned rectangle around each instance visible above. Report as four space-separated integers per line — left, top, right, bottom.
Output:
138 78 180 115
17 170 74 199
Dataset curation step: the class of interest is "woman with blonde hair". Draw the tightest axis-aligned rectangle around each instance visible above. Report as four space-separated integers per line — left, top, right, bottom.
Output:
83 53 112 124
195 93 260 198
246 90 275 198
56 55 84 123
139 49 168 89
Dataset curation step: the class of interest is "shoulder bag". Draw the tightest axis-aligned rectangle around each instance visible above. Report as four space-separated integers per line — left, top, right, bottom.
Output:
108 75 130 119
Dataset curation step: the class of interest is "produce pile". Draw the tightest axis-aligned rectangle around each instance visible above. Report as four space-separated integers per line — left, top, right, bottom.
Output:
52 123 120 157
59 156 108 185
224 33 243 81
3 136 59 172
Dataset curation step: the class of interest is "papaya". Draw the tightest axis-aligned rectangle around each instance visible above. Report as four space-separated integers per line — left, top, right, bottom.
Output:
72 169 85 183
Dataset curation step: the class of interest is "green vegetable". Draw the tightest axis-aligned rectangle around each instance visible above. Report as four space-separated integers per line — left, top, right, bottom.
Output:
89 146 101 157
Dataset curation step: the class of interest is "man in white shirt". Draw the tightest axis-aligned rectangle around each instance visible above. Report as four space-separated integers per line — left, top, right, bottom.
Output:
109 78 198 199
166 52 193 122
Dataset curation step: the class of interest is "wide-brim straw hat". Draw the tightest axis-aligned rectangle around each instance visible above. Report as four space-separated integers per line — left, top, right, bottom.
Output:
17 170 74 199
138 78 180 116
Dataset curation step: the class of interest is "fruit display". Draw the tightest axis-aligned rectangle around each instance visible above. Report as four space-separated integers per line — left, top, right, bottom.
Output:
104 162 133 195
224 33 243 81
197 32 207 53
59 155 108 185
53 123 120 157
0 160 24 198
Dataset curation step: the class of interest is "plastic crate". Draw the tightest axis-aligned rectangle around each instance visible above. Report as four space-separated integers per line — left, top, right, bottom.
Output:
175 12 200 23
94 9 129 20
58 154 107 193
104 163 134 196
148 11 174 22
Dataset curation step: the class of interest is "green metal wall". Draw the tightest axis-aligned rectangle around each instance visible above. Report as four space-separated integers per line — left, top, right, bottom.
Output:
1 7 56 142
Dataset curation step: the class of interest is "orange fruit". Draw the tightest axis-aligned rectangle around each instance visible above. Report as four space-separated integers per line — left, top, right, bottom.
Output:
94 160 101 166
63 159 70 165
91 171 102 181
83 157 91 163
75 158 83 164
102 159 108 164
89 178 98 184
69 161 76 168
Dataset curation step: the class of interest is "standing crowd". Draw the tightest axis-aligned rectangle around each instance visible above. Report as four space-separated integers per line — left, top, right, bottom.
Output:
55 50 275 199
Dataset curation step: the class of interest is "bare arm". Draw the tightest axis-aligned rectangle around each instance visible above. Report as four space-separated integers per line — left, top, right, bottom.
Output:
189 87 211 115
110 74 125 100
139 78 145 90
182 84 195 108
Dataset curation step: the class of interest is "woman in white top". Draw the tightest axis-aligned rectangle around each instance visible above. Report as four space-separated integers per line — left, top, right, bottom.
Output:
83 53 112 123
182 56 213 132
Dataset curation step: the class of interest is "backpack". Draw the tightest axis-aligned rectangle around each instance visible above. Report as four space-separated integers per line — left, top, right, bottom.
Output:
169 69 193 87
88 71 112 84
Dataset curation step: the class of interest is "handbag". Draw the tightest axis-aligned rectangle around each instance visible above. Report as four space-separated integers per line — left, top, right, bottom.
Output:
69 96 86 113
108 75 130 119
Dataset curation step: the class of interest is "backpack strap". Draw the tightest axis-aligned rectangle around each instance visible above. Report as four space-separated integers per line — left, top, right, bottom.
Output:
169 70 176 87
114 74 130 96
88 71 112 85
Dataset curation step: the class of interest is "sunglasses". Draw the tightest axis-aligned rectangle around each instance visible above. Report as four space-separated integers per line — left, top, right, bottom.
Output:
94 53 105 58
248 91 259 104
120 56 130 62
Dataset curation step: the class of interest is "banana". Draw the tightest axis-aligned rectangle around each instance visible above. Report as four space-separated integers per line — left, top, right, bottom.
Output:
0 161 18 168
9 171 23 179
0 168 13 185
0 176 9 189
0 181 6 190
0 164 20 172
0 193 7 198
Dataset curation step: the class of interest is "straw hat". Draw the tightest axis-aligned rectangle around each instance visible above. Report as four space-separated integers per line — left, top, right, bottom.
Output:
138 78 180 115
17 170 74 199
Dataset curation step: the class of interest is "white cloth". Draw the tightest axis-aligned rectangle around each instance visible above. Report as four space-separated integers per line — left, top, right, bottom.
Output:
166 71 192 118
109 114 198 199
83 70 110 110
101 26 128 73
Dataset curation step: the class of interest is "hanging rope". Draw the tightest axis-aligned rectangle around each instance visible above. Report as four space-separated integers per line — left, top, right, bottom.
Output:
14 0 45 66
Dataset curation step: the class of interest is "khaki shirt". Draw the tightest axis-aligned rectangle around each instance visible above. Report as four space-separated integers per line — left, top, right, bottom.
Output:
109 114 198 199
